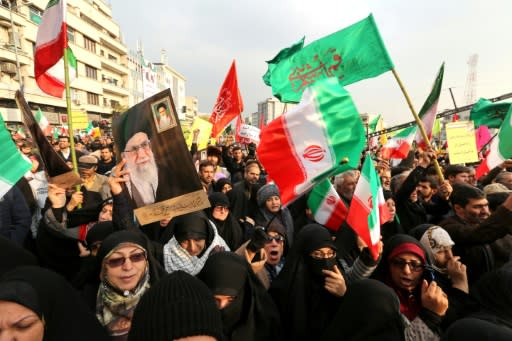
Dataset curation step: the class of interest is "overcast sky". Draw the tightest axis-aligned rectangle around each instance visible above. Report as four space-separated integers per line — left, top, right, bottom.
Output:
108 0 512 127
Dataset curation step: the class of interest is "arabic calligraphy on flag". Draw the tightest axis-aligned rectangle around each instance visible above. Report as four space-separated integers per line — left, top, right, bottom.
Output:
263 14 394 103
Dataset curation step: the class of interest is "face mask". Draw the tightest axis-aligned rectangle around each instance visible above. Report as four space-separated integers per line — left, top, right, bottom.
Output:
307 256 337 278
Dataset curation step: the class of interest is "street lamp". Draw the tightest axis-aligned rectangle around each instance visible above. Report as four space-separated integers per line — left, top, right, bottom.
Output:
7 0 32 94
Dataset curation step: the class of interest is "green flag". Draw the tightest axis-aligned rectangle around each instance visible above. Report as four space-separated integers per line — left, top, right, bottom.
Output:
0 114 32 198
469 98 511 128
263 36 305 86
368 114 381 133
263 14 394 103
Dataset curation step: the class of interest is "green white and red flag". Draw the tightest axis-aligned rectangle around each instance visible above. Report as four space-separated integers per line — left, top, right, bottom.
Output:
257 78 365 205
346 155 391 260
34 0 77 98
35 108 52 136
476 106 512 178
415 63 444 149
0 115 31 198
307 179 348 232
380 126 417 160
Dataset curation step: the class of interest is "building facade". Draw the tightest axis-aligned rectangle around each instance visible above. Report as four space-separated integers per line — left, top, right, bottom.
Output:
248 97 296 127
0 0 188 133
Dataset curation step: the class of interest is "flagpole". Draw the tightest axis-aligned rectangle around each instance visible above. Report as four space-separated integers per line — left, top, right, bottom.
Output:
391 68 445 181
63 47 81 196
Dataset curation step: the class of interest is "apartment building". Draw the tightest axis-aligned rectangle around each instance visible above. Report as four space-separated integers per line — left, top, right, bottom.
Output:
0 0 131 128
249 97 296 126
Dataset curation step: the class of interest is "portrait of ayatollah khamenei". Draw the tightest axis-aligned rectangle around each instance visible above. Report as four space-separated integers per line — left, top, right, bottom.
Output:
112 89 209 226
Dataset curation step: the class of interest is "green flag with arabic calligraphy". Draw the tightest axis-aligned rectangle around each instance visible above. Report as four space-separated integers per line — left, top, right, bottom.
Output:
263 14 394 103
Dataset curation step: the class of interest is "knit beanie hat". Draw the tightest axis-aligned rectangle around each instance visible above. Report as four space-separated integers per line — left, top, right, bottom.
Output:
128 271 223 341
257 184 280 207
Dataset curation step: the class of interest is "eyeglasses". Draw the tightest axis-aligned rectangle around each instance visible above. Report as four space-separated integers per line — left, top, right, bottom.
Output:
124 140 151 154
390 258 424 272
266 235 285 244
105 251 146 268
213 206 229 212
310 250 336 260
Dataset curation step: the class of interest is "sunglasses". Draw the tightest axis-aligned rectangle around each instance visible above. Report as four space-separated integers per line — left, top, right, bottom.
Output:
390 258 424 272
105 251 146 268
266 235 285 244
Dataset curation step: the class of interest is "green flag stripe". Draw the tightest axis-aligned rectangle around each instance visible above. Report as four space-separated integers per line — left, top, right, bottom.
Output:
0 115 31 186
315 79 365 170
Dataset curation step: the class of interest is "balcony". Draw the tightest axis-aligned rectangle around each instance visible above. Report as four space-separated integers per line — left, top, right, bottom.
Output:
100 56 128 75
102 80 129 97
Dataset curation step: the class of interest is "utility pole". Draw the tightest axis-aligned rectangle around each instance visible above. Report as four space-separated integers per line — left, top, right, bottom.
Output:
8 1 24 94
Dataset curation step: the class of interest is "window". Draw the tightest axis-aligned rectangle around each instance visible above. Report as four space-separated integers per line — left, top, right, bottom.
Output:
85 64 97 79
29 6 43 24
87 92 99 105
108 54 117 62
67 27 75 43
83 36 96 53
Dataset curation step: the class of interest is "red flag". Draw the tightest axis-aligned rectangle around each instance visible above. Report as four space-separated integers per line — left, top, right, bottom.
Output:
258 113 265 130
235 115 242 142
209 61 244 137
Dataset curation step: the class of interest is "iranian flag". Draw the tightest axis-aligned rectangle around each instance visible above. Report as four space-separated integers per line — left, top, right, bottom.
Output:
35 109 52 136
346 155 391 260
475 106 512 179
415 63 444 149
380 126 417 160
0 115 31 198
307 179 348 232
34 0 77 98
257 78 365 205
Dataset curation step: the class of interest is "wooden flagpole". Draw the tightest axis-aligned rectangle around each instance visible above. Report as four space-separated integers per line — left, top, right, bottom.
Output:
63 47 81 197
391 68 445 182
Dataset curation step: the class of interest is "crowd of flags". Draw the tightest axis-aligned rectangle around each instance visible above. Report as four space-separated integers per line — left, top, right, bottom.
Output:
3 1 512 255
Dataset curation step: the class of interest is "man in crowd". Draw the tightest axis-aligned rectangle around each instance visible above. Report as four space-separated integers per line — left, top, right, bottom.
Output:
440 185 512 283
334 170 358 206
57 135 83 164
223 143 245 183
198 160 215 194
97 146 116 175
444 165 471 185
229 160 262 222
77 155 111 209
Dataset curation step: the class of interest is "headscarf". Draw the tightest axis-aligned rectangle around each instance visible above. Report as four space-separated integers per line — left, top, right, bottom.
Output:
418 225 455 273
128 271 223 341
0 235 38 277
207 192 243 250
0 266 110 340
470 262 512 328
269 224 342 341
163 212 230 275
198 252 282 341
372 234 430 321
442 317 512 341
323 279 406 341
95 231 154 338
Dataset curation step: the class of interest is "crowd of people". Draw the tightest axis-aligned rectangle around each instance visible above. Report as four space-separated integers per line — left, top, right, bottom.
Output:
1 130 512 341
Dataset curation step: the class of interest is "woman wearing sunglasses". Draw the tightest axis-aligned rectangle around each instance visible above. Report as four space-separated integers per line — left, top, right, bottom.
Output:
373 234 449 341
95 230 164 340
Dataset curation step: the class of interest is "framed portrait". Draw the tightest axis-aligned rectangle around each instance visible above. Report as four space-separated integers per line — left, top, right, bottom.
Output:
112 89 209 227
151 97 177 133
